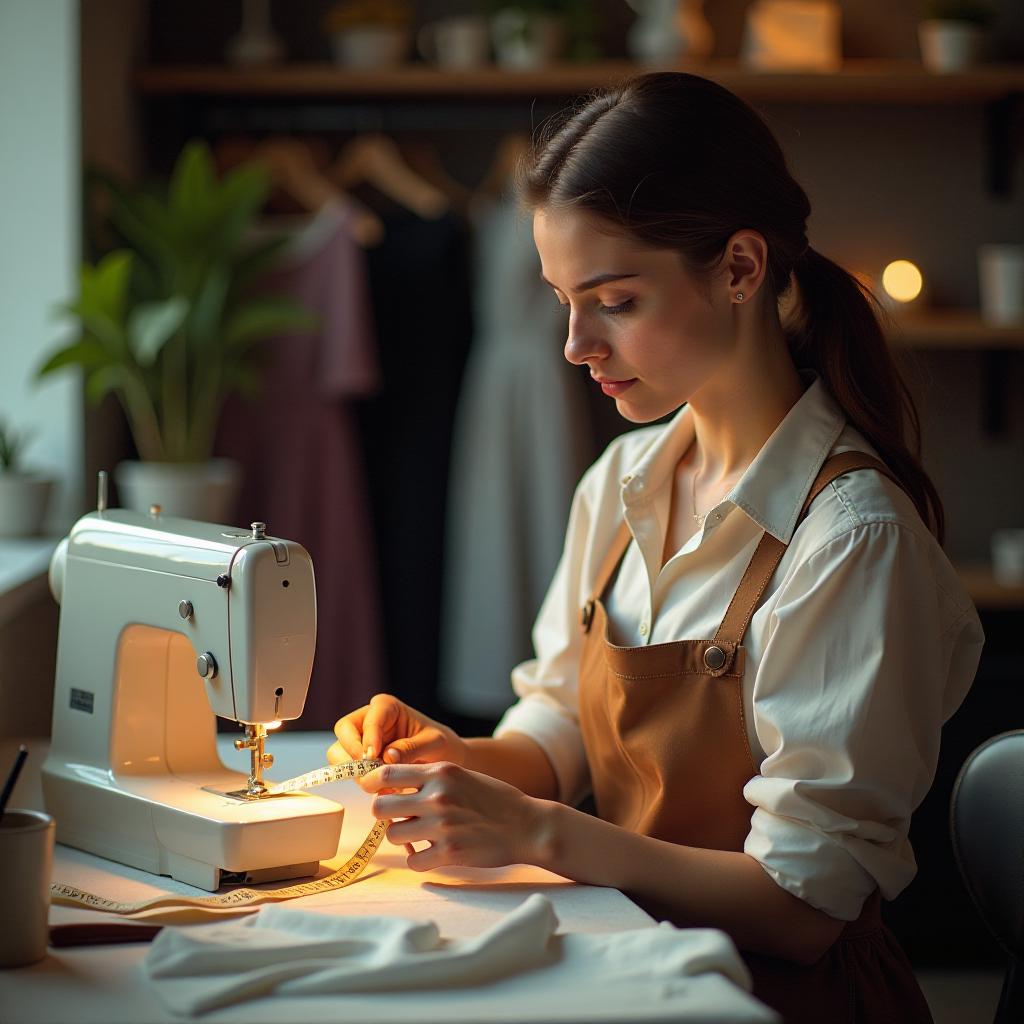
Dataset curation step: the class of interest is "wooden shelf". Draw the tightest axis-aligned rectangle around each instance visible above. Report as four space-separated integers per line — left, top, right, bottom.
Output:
956 562 1024 610
888 310 1024 349
137 59 1024 104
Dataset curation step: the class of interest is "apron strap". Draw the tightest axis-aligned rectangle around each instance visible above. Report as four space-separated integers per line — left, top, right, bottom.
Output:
713 451 904 647
589 519 633 606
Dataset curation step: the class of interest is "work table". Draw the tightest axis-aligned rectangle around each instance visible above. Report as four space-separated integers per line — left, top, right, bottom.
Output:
0 732 775 1023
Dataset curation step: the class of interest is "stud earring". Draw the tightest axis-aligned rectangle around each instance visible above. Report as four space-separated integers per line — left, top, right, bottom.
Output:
735 292 744 301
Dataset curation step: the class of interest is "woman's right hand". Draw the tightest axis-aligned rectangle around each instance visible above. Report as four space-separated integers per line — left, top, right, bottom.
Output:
329 694 469 767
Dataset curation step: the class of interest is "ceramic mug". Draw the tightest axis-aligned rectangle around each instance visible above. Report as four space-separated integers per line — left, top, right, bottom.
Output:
992 528 1024 586
417 16 490 69
0 809 55 966
978 244 1024 326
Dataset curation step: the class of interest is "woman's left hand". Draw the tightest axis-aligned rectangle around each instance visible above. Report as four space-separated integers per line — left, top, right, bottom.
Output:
358 762 553 872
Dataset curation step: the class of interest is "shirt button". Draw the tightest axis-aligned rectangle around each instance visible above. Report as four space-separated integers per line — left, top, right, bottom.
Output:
639 622 649 636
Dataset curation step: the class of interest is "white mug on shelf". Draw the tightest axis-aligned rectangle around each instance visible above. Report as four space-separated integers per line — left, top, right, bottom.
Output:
417 16 490 70
992 528 1024 587
978 244 1024 326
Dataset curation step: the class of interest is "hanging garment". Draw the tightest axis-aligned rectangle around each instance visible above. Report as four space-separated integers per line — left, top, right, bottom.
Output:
575 452 935 1022
438 196 595 719
355 201 474 709
217 199 386 728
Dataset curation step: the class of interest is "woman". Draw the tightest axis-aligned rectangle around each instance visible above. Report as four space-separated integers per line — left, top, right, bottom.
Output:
330 73 985 1022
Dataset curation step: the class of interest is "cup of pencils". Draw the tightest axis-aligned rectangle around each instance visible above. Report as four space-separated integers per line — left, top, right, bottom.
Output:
0 746 55 967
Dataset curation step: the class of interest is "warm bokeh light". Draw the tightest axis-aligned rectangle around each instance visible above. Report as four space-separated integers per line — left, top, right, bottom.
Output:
881 260 923 303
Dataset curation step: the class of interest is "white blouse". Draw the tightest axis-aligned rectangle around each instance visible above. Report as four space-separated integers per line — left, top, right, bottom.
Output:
494 369 986 921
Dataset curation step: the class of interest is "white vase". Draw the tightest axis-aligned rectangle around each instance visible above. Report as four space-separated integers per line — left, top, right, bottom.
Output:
627 0 683 64
918 20 987 74
0 473 55 537
114 458 242 524
628 0 713 64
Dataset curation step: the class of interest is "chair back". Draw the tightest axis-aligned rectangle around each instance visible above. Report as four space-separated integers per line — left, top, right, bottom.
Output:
951 730 1024 1024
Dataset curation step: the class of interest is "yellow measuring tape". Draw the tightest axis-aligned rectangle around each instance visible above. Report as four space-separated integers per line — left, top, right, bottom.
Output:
50 759 388 924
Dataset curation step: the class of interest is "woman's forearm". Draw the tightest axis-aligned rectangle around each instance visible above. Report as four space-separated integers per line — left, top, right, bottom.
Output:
460 733 559 802
531 800 846 965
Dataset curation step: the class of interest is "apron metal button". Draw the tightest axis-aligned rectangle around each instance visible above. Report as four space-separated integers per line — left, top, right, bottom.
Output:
703 645 726 671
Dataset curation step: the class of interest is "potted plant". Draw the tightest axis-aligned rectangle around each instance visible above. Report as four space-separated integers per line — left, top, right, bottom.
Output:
38 140 314 522
484 0 588 68
918 0 993 73
0 418 55 537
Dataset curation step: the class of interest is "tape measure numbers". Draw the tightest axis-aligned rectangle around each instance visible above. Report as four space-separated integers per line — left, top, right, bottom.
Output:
51 758 389 924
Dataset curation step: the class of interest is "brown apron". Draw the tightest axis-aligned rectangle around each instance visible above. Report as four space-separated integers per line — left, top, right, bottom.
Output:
577 451 933 1024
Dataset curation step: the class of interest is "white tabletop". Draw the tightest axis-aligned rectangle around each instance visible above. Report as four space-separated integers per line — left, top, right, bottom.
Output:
0 733 776 1023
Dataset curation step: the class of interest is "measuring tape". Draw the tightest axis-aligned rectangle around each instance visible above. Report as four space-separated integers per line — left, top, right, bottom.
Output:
50 759 388 924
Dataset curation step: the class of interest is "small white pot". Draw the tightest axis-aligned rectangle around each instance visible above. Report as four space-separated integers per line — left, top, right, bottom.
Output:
114 458 242 524
329 26 409 68
0 473 55 537
918 20 987 73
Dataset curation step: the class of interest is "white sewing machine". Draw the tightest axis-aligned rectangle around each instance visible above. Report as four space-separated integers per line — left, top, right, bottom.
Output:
41 475 343 891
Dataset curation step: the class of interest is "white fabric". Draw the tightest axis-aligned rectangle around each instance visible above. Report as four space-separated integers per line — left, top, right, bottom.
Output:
439 195 594 718
144 894 762 1020
495 368 985 921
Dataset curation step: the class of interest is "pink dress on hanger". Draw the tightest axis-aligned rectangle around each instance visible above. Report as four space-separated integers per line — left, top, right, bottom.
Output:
218 199 385 729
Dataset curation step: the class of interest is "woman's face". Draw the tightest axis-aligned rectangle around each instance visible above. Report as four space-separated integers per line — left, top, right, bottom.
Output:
533 207 734 423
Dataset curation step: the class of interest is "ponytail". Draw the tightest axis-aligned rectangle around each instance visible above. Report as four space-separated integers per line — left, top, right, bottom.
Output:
788 248 944 543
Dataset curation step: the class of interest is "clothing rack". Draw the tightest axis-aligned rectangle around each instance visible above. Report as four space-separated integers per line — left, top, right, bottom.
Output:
195 100 559 136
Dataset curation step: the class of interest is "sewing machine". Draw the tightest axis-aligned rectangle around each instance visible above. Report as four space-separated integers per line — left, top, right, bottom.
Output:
40 476 343 891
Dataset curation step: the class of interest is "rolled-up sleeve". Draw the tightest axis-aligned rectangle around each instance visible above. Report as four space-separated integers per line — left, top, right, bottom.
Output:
493 467 599 808
743 521 985 921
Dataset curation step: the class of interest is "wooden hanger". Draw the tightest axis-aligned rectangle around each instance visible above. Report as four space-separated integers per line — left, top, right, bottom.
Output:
328 134 449 220
396 138 472 218
251 137 385 248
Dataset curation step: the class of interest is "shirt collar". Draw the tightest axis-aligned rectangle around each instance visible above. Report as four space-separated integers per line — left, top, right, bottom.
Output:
621 369 847 544
729 370 847 542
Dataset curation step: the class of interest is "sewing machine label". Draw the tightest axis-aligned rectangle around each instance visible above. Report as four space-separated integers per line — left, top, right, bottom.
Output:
50 759 389 923
69 688 94 713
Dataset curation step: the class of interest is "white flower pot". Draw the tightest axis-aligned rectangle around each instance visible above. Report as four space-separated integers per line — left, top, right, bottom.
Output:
0 473 55 537
114 458 242 524
918 20 986 74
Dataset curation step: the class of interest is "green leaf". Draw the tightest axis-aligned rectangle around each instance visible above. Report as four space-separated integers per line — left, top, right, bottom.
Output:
169 140 217 225
210 163 271 257
84 364 129 405
232 234 292 291
223 297 318 351
81 250 133 322
128 296 189 366
37 339 110 377
189 265 230 351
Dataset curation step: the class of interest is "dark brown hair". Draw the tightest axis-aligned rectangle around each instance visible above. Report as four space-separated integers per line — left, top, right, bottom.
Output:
516 72 944 544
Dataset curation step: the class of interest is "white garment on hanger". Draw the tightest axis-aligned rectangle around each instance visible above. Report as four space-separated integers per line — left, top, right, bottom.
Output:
439 196 594 718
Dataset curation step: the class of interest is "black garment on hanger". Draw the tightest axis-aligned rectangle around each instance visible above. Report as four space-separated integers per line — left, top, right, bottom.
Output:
354 193 474 710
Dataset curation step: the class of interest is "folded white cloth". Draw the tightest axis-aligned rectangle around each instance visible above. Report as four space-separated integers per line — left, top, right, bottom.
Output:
144 893 771 1021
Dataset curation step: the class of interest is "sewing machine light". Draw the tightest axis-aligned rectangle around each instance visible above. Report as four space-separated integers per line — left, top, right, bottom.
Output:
266 720 283 731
